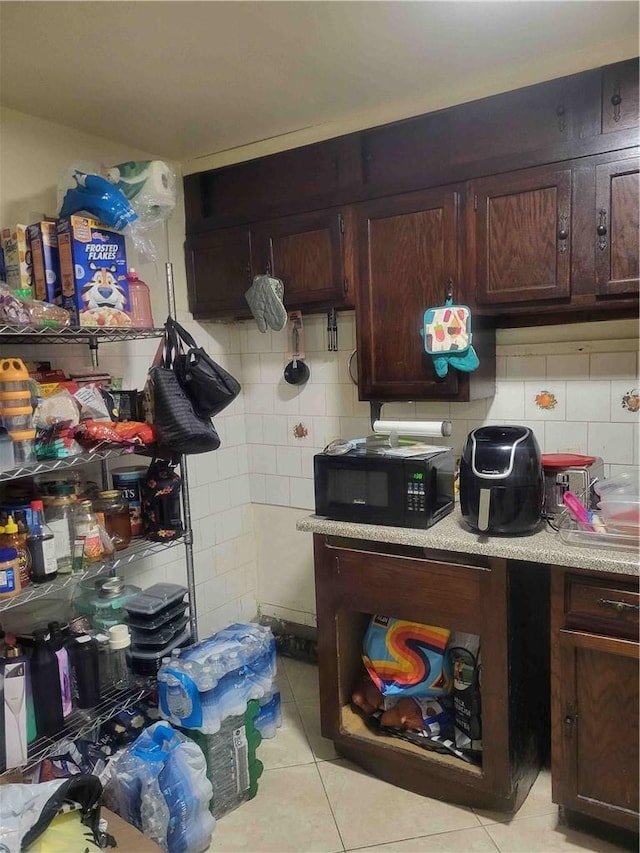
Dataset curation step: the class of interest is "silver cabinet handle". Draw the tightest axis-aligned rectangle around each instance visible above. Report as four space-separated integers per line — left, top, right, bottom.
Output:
598 598 639 613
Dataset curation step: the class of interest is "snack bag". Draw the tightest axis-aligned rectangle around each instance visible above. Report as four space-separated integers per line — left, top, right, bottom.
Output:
363 616 452 698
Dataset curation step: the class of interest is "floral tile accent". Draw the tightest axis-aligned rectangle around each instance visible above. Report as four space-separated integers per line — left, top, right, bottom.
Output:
535 390 557 410
621 387 640 413
293 421 309 439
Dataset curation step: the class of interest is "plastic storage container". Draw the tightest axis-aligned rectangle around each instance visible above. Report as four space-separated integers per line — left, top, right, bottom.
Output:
124 583 188 620
108 624 132 689
594 471 640 499
0 427 15 471
129 616 189 650
126 599 189 631
130 627 191 676
597 497 640 534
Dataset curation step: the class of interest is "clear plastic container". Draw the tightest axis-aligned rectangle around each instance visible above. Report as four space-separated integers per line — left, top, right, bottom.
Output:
597 497 640 534
89 577 141 630
0 427 15 471
558 510 640 552
594 471 640 499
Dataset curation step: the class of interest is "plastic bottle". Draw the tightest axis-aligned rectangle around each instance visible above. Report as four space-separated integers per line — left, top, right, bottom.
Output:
67 634 100 708
5 642 37 745
95 632 112 695
48 621 73 717
108 624 131 689
27 500 57 582
3 514 31 588
0 547 20 599
31 627 64 736
187 699 264 820
126 269 154 329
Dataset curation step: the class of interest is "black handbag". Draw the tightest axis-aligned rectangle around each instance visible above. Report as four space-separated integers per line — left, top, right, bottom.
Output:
147 328 221 456
165 318 241 418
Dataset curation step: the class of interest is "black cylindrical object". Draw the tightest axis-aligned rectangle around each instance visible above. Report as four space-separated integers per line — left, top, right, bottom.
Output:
67 635 100 708
460 425 543 535
30 628 64 737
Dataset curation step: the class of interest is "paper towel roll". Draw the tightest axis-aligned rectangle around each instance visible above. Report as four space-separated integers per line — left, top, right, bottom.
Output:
373 420 452 437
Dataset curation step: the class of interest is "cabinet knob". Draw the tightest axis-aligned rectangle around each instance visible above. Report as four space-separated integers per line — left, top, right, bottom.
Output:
611 81 622 123
557 214 569 253
563 714 576 737
596 209 608 252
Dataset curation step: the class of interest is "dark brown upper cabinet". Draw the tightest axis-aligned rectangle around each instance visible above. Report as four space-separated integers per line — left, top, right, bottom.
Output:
594 155 639 297
251 209 355 313
470 164 573 306
184 135 362 232
185 226 253 320
354 188 494 401
602 58 640 135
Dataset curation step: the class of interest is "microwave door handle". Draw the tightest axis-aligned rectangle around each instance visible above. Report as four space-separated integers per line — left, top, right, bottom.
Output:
478 488 491 532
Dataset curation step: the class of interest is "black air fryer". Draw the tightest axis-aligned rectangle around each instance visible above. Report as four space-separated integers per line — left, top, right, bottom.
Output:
460 426 543 535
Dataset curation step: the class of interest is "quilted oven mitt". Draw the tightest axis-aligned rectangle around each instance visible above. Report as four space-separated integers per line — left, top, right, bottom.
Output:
245 274 287 332
420 298 480 379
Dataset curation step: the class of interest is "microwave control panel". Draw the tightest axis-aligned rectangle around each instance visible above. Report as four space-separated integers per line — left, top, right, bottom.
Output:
405 468 427 514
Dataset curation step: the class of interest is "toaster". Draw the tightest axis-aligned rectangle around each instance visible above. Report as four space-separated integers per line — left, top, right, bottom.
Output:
541 454 605 517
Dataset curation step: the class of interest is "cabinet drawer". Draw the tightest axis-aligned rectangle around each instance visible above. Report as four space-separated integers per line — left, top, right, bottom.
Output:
566 575 639 639
328 546 487 634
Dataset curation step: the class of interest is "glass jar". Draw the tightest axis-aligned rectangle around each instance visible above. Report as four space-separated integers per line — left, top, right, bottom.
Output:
43 493 76 574
71 500 104 572
93 490 132 551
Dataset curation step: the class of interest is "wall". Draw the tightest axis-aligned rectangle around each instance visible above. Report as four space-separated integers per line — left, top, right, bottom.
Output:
242 313 639 628
0 107 257 635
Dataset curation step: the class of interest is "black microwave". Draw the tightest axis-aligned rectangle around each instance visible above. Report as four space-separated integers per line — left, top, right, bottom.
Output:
314 447 455 529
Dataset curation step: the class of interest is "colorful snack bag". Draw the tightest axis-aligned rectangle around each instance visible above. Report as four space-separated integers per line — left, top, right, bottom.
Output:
363 616 451 698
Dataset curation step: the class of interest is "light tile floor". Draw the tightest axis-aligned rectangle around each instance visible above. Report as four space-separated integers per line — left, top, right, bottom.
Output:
208 658 630 853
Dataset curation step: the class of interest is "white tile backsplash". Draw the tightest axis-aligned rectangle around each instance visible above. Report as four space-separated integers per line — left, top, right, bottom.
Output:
590 351 637 379
565 380 611 422
524 381 567 421
588 422 635 465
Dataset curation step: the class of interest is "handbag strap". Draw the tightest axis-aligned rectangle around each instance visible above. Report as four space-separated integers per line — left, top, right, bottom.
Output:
166 317 199 351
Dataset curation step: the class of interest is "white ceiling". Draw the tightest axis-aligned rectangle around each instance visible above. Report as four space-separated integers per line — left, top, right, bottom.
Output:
0 1 638 163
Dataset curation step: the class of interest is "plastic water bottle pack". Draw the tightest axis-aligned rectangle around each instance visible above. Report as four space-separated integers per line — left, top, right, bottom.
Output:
157 623 277 734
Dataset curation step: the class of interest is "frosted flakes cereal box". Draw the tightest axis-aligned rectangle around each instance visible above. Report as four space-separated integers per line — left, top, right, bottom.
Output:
57 215 131 327
27 220 62 305
1 225 34 294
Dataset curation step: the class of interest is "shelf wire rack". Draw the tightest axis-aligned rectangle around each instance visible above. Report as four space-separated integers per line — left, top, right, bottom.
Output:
0 325 165 345
15 680 155 772
0 535 186 613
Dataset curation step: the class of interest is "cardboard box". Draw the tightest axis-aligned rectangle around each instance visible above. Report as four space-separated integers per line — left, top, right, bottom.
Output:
1 225 33 293
57 215 131 326
27 220 62 304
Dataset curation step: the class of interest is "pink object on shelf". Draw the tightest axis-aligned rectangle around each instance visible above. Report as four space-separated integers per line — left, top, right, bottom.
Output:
127 269 154 328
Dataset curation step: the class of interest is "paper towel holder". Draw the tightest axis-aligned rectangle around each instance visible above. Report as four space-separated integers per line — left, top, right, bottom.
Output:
369 401 452 447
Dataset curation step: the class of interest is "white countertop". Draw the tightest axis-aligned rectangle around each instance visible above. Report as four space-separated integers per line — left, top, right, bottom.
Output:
297 510 639 576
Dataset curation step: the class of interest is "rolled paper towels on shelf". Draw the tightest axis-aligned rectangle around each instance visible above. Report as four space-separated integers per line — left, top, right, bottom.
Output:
372 420 452 437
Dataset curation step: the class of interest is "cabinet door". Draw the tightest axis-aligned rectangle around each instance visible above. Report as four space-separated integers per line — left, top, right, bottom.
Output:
190 135 361 229
558 629 639 832
354 188 463 400
595 156 639 296
471 165 572 305
602 59 640 135
185 227 252 319
252 209 351 311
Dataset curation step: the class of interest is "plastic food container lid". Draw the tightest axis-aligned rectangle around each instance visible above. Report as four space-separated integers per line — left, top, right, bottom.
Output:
0 547 18 562
594 471 640 498
124 583 188 616
541 453 597 469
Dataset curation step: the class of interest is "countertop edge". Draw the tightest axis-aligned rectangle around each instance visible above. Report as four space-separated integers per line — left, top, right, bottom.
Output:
296 514 640 577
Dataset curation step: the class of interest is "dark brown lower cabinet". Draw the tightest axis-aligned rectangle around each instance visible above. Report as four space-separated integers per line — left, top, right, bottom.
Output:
551 570 640 834
314 535 549 811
